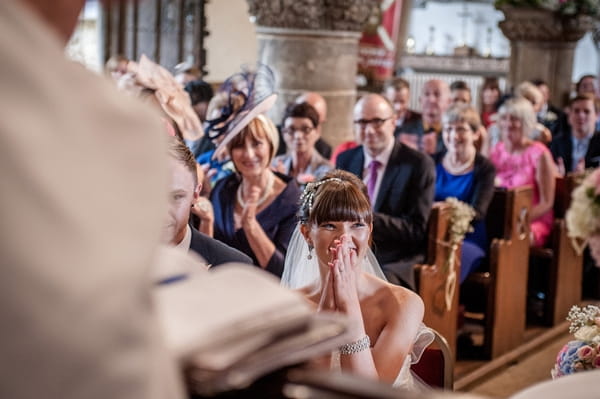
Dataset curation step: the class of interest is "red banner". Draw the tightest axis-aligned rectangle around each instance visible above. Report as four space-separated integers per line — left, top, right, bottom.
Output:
358 0 403 83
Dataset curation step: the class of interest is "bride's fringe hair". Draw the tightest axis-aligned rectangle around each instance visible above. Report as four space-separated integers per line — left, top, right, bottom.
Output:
299 169 372 226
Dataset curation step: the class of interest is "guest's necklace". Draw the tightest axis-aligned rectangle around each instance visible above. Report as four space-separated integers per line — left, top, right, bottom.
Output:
444 150 475 175
237 172 274 208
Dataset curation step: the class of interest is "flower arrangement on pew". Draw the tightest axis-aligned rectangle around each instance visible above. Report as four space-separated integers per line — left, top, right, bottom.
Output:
565 168 600 266
552 305 600 378
442 197 475 311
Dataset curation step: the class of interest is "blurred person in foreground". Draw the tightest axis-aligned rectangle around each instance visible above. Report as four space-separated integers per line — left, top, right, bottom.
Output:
0 0 184 397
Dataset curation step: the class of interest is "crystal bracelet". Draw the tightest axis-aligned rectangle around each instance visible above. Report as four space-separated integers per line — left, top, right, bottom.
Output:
339 335 371 355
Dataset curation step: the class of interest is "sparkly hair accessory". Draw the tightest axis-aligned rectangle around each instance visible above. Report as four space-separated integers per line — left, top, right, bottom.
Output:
119 55 202 140
299 177 343 215
210 64 277 158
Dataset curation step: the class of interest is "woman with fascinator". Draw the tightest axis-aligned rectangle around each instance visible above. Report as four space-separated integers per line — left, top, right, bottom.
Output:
205 65 301 277
281 170 433 390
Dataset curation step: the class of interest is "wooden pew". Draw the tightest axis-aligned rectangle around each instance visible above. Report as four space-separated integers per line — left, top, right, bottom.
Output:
529 175 583 325
462 186 533 359
414 202 461 360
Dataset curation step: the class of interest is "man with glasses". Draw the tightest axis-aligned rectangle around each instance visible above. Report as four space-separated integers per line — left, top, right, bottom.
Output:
273 102 332 187
336 94 435 288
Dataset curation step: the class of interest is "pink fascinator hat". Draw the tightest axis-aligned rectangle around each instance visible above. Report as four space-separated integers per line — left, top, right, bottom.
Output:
119 55 203 140
204 64 277 159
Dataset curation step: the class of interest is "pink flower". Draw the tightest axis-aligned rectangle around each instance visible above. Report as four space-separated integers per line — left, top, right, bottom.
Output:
577 345 596 361
593 354 600 368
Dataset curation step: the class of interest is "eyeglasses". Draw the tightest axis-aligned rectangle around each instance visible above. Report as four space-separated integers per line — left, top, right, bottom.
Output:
354 117 392 130
282 126 315 136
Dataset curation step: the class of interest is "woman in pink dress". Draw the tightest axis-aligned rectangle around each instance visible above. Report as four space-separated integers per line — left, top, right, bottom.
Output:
490 97 558 247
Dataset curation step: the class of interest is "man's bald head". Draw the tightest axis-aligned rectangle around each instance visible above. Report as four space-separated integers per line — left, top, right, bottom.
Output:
20 0 86 44
419 79 451 125
296 92 327 123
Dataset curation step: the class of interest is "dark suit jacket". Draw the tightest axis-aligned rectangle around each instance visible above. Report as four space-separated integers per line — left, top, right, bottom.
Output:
550 131 600 172
433 152 496 221
394 113 445 154
393 110 422 138
189 227 253 267
336 141 435 265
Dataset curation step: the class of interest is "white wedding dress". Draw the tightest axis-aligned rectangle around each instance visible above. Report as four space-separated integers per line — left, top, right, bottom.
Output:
281 225 435 392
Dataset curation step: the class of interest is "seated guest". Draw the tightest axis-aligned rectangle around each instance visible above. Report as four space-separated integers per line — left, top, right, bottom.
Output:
295 92 333 159
104 54 129 82
161 137 252 283
434 104 496 283
173 60 202 86
490 98 558 247
514 81 552 144
575 74 599 98
197 90 246 187
551 95 600 174
532 78 567 138
397 79 452 155
382 77 421 137
184 79 215 158
479 77 502 129
281 170 433 391
337 94 435 288
276 92 332 159
272 102 332 187
208 65 301 277
450 80 472 105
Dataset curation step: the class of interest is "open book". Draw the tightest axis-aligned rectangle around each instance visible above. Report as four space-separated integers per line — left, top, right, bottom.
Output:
154 263 352 395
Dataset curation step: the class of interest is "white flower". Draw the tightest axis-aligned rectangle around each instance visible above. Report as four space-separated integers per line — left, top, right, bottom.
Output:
574 325 600 342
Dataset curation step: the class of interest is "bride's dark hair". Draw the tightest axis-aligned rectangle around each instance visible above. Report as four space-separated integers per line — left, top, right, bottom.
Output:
299 169 372 226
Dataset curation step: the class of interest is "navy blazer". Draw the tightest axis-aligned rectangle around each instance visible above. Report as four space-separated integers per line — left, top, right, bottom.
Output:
189 227 253 267
550 131 600 172
336 141 435 265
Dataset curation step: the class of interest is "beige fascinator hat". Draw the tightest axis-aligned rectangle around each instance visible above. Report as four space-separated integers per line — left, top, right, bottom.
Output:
205 64 277 159
119 55 203 140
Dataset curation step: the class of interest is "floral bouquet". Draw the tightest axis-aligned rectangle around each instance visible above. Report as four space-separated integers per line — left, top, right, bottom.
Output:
565 168 600 266
552 305 600 378
442 197 476 311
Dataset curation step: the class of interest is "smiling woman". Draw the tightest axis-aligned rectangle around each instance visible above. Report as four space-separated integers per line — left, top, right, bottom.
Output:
281 170 433 391
207 65 301 277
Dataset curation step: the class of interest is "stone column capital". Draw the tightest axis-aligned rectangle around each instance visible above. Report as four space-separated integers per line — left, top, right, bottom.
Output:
497 6 594 42
246 0 380 32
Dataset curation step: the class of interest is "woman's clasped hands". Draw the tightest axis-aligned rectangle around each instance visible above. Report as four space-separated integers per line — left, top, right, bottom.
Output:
326 235 362 316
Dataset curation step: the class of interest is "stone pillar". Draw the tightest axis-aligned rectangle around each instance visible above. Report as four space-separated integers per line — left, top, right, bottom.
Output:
498 7 594 107
246 0 379 148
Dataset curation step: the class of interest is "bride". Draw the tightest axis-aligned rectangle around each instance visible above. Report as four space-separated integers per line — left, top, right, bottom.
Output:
281 170 433 390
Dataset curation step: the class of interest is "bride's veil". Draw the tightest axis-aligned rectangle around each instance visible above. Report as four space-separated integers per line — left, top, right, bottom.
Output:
281 223 387 289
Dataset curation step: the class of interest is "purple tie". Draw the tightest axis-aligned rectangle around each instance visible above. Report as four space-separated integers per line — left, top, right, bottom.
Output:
367 160 381 205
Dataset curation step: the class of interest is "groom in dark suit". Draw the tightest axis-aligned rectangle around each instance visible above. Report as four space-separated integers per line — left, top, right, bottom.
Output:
336 94 435 288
